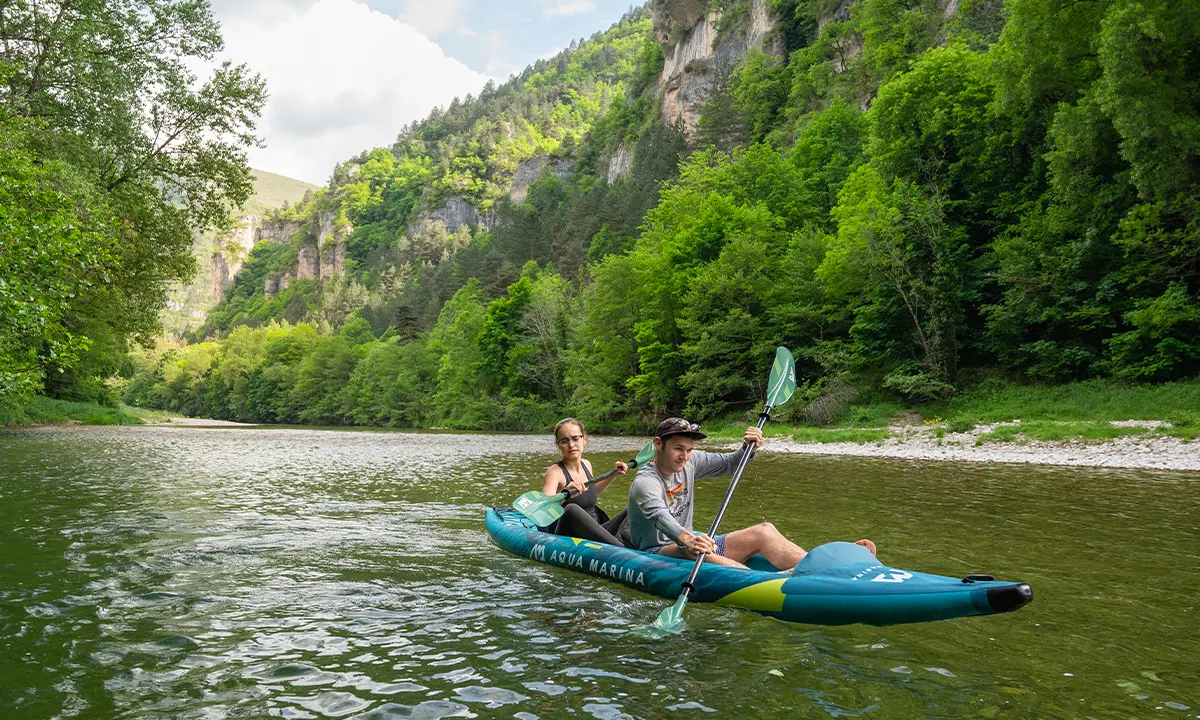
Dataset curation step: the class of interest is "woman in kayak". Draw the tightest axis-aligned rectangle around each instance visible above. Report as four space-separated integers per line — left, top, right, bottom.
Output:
543 418 629 546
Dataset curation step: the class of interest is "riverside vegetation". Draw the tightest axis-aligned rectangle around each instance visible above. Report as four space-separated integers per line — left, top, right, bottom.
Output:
5 1 1199 441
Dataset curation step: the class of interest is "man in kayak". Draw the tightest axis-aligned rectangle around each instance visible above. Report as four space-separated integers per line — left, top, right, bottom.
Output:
627 417 877 570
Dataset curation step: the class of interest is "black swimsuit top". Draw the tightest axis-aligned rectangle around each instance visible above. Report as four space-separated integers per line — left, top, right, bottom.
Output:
556 460 598 521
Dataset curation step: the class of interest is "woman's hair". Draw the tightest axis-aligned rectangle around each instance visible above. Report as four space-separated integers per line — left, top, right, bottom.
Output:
554 417 586 440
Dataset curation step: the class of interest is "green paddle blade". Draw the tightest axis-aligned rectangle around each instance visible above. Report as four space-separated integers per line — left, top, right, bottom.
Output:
647 595 688 636
633 441 656 467
766 346 797 409
513 490 566 527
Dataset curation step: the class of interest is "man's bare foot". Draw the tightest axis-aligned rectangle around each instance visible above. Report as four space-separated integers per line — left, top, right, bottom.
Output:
855 539 877 556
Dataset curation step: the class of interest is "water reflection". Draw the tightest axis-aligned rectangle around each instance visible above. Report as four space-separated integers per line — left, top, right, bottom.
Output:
0 427 1197 719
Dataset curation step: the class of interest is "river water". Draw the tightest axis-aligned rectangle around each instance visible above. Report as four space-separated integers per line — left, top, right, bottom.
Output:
0 426 1196 719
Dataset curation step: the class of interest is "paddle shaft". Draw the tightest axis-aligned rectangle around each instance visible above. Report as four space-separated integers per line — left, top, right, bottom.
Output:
678 409 772 598
553 458 639 504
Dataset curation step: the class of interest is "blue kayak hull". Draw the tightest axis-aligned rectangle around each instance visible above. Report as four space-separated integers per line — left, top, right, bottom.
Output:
485 507 1032 626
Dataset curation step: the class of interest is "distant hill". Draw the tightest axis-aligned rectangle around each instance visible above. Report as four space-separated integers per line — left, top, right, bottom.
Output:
243 169 321 215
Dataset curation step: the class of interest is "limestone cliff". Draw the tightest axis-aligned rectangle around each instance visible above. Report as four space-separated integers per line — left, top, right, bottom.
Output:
263 211 350 298
255 219 302 245
652 0 785 136
606 143 634 183
210 217 258 302
161 169 316 336
407 195 487 238
509 156 575 202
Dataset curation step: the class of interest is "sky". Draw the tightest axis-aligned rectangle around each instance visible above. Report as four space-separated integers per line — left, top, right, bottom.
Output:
210 0 637 185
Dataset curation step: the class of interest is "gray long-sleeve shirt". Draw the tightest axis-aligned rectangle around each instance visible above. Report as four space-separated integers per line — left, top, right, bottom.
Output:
626 445 754 551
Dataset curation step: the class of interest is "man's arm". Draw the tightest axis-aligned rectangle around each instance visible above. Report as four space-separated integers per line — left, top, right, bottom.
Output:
629 473 687 542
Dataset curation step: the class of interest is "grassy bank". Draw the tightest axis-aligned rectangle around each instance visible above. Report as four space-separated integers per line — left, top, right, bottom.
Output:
706 379 1200 445
0 396 144 426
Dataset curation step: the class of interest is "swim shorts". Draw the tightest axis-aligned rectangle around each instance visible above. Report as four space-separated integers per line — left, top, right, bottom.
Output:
648 533 727 556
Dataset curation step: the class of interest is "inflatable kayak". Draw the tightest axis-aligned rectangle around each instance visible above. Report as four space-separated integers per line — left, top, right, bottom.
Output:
485 507 1032 626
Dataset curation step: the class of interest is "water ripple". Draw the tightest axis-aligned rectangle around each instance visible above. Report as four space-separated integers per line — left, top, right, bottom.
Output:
1 427 1197 718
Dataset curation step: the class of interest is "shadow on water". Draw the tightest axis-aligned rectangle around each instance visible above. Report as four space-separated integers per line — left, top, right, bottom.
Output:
0 426 1197 718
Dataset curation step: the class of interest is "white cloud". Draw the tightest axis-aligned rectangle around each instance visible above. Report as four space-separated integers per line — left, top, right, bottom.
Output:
402 0 468 37
538 0 596 19
216 0 489 185
480 30 520 79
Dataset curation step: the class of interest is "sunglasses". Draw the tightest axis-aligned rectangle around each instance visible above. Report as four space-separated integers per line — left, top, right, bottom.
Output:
657 419 700 436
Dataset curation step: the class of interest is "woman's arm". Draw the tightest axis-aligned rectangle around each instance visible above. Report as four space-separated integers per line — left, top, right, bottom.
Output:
544 464 587 496
588 459 628 495
541 465 564 495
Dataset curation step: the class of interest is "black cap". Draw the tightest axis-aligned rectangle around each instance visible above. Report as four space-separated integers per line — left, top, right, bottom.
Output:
655 417 707 440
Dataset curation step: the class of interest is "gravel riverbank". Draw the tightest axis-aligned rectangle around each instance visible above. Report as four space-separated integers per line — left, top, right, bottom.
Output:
762 422 1200 472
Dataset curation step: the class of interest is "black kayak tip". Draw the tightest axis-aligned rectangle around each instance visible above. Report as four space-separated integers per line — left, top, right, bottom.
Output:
986 583 1034 613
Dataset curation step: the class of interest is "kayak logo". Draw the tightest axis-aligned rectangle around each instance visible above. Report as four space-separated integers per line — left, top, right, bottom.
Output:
587 559 645 586
870 569 914 583
527 542 645 586
850 564 882 580
515 496 532 510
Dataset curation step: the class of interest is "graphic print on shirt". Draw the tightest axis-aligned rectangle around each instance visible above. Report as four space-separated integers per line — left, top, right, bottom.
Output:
664 477 689 525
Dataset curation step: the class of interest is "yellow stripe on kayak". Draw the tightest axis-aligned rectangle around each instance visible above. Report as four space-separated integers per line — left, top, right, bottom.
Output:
714 578 788 612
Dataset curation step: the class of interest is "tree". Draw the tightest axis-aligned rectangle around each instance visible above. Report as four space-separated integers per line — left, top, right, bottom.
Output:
427 280 494 428
822 166 965 396
0 0 266 400
0 120 114 405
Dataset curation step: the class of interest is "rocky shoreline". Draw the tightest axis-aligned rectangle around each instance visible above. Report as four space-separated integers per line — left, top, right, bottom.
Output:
763 423 1200 472
95 415 1200 472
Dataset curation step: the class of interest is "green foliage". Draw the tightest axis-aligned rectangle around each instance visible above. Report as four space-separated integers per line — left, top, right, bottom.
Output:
123 0 1200 433
792 427 891 443
0 0 264 406
928 378 1200 431
0 396 142 426
975 421 1150 444
0 120 115 404
855 0 946 80
881 363 955 402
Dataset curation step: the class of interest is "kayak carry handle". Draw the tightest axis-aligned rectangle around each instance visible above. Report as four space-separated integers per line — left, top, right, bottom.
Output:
961 574 995 583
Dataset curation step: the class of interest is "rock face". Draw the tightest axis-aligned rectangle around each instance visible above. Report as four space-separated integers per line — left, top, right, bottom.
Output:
255 219 301 245
607 143 634 183
654 0 784 137
210 217 258 302
296 244 319 280
509 156 574 202
408 195 485 237
211 253 235 302
817 0 855 34
262 211 350 297
315 211 348 279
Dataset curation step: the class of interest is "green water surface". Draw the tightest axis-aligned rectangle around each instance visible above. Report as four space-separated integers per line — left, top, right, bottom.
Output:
0 427 1196 719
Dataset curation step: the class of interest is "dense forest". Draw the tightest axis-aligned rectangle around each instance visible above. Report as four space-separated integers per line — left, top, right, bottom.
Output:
6 0 1198 432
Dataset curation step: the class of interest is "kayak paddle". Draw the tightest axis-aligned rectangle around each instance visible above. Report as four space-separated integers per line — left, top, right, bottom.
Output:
513 441 656 528
650 346 797 635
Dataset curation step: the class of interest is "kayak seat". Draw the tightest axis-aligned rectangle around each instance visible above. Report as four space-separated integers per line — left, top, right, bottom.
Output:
790 541 880 577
